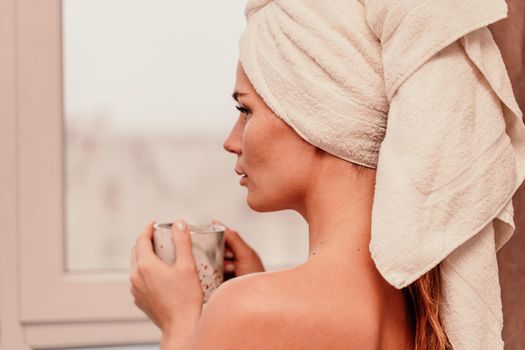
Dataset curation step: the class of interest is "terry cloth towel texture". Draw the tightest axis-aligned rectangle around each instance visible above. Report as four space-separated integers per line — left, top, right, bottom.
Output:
239 0 525 349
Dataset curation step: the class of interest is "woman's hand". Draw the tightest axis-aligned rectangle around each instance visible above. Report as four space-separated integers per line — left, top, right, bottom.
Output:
130 219 203 346
212 220 265 281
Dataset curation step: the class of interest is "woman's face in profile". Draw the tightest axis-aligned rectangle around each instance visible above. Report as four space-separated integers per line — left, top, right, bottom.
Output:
223 62 318 212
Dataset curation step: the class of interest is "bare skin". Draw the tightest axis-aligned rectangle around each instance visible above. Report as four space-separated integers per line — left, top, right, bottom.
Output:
188 62 415 349
133 9 525 348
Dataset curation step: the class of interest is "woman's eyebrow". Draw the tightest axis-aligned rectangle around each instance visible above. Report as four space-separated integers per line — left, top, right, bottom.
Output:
231 91 249 102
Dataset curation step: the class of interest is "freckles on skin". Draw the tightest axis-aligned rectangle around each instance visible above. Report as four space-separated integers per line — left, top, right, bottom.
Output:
242 112 282 176
238 114 282 207
244 111 312 203
232 63 318 208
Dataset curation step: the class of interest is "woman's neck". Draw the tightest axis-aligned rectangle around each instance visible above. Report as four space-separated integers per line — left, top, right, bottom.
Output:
299 160 377 265
293 160 413 348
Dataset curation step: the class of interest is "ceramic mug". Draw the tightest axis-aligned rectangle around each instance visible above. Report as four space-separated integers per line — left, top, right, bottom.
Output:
153 222 225 303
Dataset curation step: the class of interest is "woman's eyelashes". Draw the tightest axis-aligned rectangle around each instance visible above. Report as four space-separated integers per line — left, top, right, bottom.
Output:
235 105 251 119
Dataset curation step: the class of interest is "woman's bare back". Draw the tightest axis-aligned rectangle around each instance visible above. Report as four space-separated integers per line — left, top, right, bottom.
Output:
259 260 414 349
195 257 414 349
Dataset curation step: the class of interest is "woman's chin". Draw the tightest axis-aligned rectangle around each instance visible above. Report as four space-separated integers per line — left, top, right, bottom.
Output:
246 193 283 212
246 195 264 212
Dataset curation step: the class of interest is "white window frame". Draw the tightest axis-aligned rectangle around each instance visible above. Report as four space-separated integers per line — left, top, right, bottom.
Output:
1 0 161 348
0 0 27 348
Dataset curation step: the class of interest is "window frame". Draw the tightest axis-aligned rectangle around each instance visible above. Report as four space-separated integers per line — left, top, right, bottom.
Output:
10 0 160 347
3 1 303 347
0 0 28 347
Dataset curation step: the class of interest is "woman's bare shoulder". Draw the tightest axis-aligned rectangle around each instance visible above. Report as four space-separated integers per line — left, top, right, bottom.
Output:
189 269 304 349
189 267 377 349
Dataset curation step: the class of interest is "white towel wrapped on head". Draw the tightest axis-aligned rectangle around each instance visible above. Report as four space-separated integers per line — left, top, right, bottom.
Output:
239 1 525 349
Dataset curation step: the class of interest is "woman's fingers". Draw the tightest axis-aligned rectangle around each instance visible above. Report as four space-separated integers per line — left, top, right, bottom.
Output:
224 260 235 273
225 248 235 259
135 221 156 261
213 220 252 258
130 246 137 270
172 219 196 269
144 221 155 240
213 220 265 277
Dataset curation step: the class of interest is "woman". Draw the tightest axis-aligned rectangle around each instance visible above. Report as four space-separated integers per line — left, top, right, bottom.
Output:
131 61 420 349
130 1 525 349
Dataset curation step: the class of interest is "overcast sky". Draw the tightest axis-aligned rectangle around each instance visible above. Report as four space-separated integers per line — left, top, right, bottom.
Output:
63 0 247 136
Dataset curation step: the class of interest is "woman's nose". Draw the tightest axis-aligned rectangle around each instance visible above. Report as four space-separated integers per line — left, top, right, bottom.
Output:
223 122 242 155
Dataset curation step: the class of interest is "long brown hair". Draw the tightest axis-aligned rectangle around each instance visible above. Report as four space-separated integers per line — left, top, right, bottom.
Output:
404 264 453 350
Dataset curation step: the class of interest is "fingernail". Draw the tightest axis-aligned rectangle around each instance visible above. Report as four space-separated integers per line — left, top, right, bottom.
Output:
174 219 186 232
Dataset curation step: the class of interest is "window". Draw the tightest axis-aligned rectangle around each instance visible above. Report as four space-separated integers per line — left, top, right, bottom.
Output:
2 0 307 348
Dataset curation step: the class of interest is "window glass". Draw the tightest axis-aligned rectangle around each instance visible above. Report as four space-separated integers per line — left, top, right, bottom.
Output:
63 0 308 272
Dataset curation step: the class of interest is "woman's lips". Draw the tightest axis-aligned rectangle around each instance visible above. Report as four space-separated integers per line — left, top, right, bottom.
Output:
240 175 248 185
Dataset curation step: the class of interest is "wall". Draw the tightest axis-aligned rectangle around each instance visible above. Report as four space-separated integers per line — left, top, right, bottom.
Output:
489 0 525 348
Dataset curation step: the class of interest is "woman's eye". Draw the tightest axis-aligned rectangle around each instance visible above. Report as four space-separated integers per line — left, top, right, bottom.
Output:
235 105 251 118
